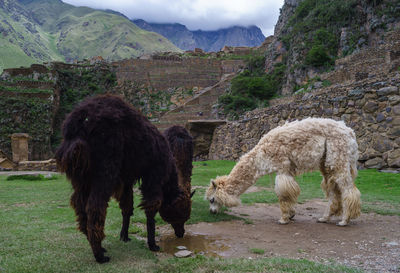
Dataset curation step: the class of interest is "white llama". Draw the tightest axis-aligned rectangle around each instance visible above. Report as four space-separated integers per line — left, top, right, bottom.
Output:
206 118 361 226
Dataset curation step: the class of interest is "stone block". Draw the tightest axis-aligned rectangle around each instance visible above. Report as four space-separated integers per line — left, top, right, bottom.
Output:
392 117 400 126
388 149 400 167
348 88 365 99
11 133 30 162
388 95 400 103
389 126 400 136
363 101 379 113
377 86 398 96
364 157 384 169
393 105 400 115
376 113 385 123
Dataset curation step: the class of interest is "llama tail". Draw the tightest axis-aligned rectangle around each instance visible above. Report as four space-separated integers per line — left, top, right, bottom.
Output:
55 137 90 181
346 159 361 219
343 186 361 219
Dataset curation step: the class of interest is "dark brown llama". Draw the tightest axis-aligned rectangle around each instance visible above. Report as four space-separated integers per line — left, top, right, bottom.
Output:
55 94 192 263
162 125 195 200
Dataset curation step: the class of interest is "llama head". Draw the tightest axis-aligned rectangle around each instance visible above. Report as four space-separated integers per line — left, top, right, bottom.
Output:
159 190 193 238
205 175 240 214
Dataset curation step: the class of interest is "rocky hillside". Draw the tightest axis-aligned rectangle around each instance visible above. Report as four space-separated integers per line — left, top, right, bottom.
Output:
265 0 400 95
133 19 265 52
0 0 180 72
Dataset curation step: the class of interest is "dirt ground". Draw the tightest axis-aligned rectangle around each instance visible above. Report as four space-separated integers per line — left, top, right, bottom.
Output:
157 199 400 273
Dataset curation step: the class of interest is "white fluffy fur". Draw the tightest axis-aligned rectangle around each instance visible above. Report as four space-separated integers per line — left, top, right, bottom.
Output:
206 118 361 226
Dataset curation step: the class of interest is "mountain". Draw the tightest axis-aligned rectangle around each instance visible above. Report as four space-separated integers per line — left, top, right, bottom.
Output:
0 0 64 71
133 19 266 52
0 0 180 72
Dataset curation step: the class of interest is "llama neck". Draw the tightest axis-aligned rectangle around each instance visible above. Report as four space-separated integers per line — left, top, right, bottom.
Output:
225 149 266 197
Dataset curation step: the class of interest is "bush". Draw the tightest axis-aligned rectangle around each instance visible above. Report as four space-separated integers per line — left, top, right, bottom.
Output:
6 174 57 181
246 56 267 76
305 45 333 67
231 76 276 100
219 94 256 114
219 62 286 118
313 28 337 55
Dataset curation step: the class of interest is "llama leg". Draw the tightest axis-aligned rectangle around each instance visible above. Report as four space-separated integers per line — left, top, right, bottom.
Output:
140 174 164 251
275 174 300 224
318 177 342 223
144 201 162 251
338 186 361 226
86 191 111 263
334 171 361 226
116 183 134 242
70 188 89 236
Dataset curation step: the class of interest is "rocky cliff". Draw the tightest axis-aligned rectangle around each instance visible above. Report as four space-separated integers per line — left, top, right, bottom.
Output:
265 0 400 95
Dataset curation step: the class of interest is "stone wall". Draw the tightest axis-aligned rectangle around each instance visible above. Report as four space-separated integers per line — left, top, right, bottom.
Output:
156 73 236 131
321 30 400 85
114 57 244 91
209 71 400 170
16 159 57 172
114 57 222 91
0 93 54 160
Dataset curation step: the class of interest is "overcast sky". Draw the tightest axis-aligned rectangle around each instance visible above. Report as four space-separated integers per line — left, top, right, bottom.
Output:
62 0 285 36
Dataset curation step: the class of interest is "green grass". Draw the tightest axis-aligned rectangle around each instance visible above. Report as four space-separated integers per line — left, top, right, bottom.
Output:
157 255 360 273
1 160 397 272
250 248 265 255
0 86 53 94
6 174 58 181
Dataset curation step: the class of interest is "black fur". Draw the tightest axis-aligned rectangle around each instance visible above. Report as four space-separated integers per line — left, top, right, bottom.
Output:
161 126 194 236
55 94 191 263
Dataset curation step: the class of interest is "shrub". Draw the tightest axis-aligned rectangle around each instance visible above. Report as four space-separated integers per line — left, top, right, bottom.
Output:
219 62 286 118
246 55 267 76
219 94 257 114
250 248 265 255
305 45 333 67
6 174 57 181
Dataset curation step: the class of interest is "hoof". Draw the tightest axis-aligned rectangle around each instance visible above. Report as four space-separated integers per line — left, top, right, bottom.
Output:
149 244 160 251
317 217 328 223
278 219 289 225
95 255 110 264
337 221 348 226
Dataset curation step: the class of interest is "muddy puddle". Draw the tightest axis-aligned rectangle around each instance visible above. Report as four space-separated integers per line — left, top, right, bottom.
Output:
159 232 230 257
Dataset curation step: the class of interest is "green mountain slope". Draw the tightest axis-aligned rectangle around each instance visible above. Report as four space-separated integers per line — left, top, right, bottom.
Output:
0 1 64 71
0 0 180 72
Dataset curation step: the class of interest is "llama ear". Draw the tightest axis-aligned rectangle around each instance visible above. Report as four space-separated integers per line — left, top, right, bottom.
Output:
190 190 196 198
211 179 217 188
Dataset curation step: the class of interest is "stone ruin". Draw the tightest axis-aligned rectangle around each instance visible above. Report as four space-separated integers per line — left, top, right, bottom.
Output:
0 133 56 172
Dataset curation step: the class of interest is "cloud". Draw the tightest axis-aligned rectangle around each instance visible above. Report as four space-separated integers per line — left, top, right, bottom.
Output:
62 0 284 36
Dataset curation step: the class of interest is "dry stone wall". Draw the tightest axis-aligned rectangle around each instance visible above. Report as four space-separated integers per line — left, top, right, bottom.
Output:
114 58 222 91
209 71 400 170
156 73 236 131
0 93 54 161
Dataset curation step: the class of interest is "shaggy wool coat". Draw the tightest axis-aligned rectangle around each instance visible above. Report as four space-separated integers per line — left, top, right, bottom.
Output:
56 94 191 263
206 118 361 226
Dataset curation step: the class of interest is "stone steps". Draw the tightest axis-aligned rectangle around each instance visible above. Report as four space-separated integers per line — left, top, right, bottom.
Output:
155 73 236 131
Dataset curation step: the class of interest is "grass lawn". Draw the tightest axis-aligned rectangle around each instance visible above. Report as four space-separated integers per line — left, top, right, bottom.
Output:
1 160 398 272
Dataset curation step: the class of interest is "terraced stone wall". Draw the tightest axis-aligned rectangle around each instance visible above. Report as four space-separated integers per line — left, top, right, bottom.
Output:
210 72 400 170
114 57 222 90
